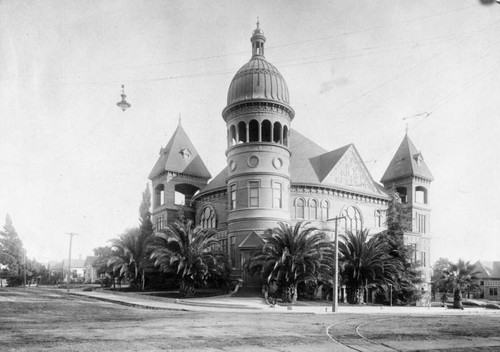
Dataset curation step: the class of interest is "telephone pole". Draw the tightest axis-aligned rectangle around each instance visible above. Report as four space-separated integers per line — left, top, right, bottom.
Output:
327 216 345 313
66 233 78 293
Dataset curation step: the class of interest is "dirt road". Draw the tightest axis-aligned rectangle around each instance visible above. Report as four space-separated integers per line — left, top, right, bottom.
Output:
2 288 500 351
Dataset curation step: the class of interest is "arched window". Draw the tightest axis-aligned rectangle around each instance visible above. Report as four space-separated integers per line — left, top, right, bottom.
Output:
283 126 289 146
238 121 247 143
230 125 237 146
321 200 329 220
375 209 383 227
261 120 271 142
273 122 282 144
396 187 407 203
309 199 318 220
249 119 259 142
154 184 164 208
342 206 363 233
415 186 428 204
200 206 216 229
295 198 305 219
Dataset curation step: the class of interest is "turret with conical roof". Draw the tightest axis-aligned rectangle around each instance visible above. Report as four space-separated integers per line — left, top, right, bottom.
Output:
149 120 211 230
382 133 433 300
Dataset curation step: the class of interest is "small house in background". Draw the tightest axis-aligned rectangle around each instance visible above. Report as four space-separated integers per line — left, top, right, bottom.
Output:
474 261 500 301
83 256 98 283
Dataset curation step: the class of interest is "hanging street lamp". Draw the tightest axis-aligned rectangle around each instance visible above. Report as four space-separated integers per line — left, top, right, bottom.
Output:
116 84 131 112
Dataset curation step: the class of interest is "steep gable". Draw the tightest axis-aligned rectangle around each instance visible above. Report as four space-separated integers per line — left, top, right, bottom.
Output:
318 144 382 196
149 123 211 180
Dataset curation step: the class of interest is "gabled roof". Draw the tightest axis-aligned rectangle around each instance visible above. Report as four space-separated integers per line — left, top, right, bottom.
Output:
290 130 387 197
239 231 265 249
475 261 500 279
381 134 433 183
149 122 211 180
289 129 327 184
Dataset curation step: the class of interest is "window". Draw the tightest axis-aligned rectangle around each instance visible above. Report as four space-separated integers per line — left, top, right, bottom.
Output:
420 252 426 267
220 238 228 255
230 236 236 268
321 200 329 220
200 206 216 229
273 122 282 143
375 210 383 227
272 182 282 209
490 288 498 296
238 121 247 143
248 181 259 207
396 187 407 203
249 120 259 142
296 198 305 219
174 191 185 205
155 184 165 207
230 184 236 210
342 206 363 233
261 120 271 142
283 126 289 146
415 213 426 234
415 186 428 204
309 199 318 220
156 216 163 231
230 125 237 146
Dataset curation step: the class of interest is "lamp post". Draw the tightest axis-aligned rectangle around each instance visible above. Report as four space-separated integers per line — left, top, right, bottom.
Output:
327 216 345 313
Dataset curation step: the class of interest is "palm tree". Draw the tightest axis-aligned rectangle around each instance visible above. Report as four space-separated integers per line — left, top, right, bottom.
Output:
443 259 480 309
247 222 334 304
339 229 399 304
108 227 151 290
149 220 230 298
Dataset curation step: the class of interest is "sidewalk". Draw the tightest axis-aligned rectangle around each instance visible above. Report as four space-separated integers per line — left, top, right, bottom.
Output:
60 288 500 315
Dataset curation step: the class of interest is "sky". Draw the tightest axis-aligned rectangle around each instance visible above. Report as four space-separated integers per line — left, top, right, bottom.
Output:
1 0 500 265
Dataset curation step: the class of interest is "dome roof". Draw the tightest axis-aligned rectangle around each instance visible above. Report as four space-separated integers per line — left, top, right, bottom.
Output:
227 57 290 106
226 25 290 108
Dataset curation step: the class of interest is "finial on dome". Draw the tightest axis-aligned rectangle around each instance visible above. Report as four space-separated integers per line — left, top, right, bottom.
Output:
178 113 182 125
251 19 266 57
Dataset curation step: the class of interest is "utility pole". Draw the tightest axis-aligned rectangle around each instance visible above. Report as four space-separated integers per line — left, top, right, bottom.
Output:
66 233 78 293
23 249 27 288
327 216 345 313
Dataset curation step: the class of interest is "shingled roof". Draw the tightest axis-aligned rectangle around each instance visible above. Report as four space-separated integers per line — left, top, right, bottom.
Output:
475 261 500 279
381 134 433 183
149 122 211 180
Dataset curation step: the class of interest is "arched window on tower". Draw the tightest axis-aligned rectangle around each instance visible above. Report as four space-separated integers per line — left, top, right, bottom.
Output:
238 121 247 144
230 125 237 146
375 209 383 227
273 122 282 144
154 184 165 208
249 119 259 142
261 120 271 142
200 206 216 229
321 200 329 220
415 186 428 204
342 206 363 233
396 187 407 204
295 198 305 219
309 199 318 220
283 126 289 146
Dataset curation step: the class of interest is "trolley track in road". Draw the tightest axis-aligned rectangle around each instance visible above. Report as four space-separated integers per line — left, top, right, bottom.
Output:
326 317 401 351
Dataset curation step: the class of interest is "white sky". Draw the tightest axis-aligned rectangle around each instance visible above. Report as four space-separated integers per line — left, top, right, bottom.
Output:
1 0 499 265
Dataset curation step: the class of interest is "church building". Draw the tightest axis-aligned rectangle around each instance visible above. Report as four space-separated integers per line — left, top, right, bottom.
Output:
148 24 433 299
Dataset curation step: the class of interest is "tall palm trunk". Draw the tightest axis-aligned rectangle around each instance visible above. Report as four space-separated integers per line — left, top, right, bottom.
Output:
281 284 297 303
179 279 195 298
346 286 365 304
453 288 463 309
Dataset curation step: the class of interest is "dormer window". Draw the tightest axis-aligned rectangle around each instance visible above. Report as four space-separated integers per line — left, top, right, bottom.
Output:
414 152 423 164
179 148 191 159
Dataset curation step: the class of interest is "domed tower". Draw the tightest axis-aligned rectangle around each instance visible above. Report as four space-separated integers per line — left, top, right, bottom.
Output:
222 23 294 267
